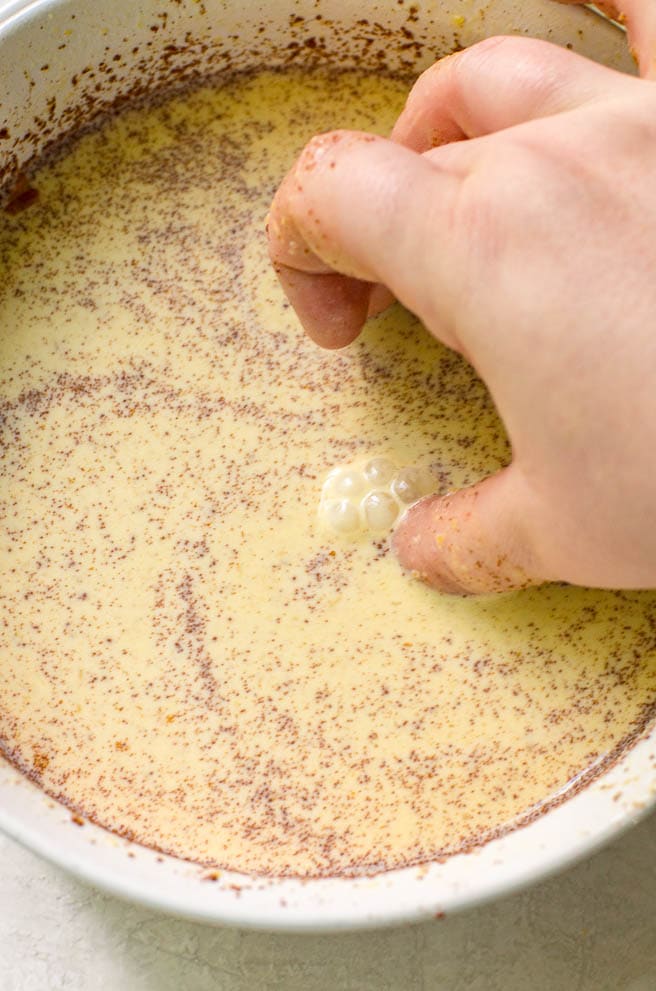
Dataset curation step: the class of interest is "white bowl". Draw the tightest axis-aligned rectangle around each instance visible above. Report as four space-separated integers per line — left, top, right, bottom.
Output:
1 0 654 931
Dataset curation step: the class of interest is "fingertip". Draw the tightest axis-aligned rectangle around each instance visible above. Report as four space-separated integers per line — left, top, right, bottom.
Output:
274 264 371 349
392 494 476 595
392 473 544 595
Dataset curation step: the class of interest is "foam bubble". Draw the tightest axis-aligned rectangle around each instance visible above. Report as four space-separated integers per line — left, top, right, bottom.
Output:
392 466 434 504
363 457 396 487
325 467 368 499
318 456 436 540
363 491 399 531
322 499 361 534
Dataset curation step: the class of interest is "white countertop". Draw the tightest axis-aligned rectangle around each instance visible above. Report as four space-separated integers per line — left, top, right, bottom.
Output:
1 814 655 991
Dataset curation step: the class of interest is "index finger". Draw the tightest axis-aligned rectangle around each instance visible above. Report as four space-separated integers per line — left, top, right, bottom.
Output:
267 130 464 351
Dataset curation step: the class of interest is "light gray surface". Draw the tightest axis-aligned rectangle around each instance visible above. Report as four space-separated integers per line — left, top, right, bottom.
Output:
1 815 655 991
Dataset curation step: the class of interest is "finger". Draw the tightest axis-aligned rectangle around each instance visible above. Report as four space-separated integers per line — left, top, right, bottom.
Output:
392 467 545 595
555 0 656 77
267 130 465 350
392 34 631 152
275 264 372 349
273 266 393 348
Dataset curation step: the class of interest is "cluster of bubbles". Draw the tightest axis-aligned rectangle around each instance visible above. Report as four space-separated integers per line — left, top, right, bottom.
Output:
318 456 436 538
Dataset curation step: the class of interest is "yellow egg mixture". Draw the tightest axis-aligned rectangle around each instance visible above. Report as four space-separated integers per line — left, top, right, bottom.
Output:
1 69 655 877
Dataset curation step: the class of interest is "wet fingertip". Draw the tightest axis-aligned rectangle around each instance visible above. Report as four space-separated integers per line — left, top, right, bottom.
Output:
391 495 476 596
275 267 369 349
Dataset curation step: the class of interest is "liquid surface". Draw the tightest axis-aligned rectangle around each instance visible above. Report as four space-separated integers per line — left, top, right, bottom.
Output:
1 70 655 878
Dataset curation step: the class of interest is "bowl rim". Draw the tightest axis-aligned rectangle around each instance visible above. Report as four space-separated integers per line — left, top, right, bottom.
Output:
1 721 655 931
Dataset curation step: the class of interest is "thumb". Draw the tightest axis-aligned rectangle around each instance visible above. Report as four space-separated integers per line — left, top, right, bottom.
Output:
392 466 546 594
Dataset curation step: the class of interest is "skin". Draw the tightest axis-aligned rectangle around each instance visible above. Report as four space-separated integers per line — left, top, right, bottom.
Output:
267 0 656 595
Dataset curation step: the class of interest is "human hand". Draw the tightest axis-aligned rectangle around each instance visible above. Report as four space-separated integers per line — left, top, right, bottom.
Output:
267 3 656 595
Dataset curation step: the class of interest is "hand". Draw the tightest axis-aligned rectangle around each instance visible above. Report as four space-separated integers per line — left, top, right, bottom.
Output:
267 2 656 595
